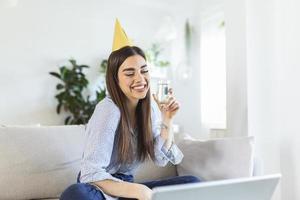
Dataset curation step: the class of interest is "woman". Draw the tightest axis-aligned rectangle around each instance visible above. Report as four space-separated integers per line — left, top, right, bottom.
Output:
60 45 200 200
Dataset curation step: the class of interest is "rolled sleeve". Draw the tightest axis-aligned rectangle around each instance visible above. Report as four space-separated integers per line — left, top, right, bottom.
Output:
154 135 184 165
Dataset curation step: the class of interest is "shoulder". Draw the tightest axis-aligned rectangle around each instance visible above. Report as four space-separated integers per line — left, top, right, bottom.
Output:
92 96 121 122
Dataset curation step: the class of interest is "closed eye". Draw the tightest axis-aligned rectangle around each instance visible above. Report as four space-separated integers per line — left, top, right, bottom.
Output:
125 73 134 76
124 70 148 76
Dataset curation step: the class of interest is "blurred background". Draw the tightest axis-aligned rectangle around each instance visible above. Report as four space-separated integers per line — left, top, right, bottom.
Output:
0 0 300 199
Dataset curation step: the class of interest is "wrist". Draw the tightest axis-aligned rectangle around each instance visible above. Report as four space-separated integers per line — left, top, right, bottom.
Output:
135 184 144 199
162 117 172 125
137 184 151 199
159 121 169 140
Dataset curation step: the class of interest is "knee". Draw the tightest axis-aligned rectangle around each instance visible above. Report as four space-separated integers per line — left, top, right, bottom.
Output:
183 175 201 183
60 184 84 200
60 183 102 200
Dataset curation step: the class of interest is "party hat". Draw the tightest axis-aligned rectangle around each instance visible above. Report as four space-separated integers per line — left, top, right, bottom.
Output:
112 19 133 51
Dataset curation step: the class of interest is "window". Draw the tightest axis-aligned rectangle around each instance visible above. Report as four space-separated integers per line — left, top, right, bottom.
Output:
200 11 226 130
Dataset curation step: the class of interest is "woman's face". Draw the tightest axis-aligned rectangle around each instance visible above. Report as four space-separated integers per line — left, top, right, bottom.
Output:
117 54 150 104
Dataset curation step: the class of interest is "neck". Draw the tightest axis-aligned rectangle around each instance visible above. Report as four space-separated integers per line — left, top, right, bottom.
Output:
127 99 138 113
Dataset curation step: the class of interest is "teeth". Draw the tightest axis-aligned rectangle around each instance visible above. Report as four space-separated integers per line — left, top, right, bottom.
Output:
133 85 145 89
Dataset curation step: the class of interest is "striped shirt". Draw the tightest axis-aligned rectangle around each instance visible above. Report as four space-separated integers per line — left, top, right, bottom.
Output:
80 96 184 199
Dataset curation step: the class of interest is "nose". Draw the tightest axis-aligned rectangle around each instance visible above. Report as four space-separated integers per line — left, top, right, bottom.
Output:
134 71 144 83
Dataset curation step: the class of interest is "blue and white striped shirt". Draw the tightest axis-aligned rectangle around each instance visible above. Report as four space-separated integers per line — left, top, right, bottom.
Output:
79 96 183 199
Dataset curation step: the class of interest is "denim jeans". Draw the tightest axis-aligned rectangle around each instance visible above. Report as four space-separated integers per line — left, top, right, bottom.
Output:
60 172 201 200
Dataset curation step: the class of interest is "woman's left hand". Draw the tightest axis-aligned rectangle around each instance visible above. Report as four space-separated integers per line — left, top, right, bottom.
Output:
153 88 180 121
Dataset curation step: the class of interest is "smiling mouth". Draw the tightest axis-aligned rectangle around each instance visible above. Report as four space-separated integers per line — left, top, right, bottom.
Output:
131 84 147 91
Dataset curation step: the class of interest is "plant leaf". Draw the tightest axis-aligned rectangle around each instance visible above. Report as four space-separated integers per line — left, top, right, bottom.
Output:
56 103 62 114
79 65 89 68
64 116 71 125
69 59 76 67
49 72 61 79
56 84 64 90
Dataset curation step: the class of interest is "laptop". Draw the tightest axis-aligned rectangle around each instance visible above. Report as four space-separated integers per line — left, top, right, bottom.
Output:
152 174 281 200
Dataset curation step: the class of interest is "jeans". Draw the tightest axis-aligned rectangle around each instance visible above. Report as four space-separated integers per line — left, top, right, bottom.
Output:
60 172 201 200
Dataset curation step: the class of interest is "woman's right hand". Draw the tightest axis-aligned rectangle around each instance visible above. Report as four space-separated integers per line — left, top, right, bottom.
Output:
138 184 152 200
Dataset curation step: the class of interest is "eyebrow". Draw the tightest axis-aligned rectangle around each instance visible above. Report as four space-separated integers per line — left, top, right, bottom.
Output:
122 65 147 72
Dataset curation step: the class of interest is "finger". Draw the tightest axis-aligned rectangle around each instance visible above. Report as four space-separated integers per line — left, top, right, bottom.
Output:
168 88 173 95
153 94 165 110
167 99 176 109
169 106 179 114
152 93 159 104
170 107 179 116
167 105 179 118
166 96 174 105
169 102 180 112
162 104 168 111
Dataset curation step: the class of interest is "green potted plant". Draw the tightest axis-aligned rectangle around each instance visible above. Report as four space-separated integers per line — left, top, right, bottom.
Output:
49 59 107 125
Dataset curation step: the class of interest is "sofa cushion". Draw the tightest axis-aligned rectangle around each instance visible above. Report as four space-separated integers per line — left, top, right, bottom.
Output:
0 125 85 200
176 136 254 181
134 159 177 182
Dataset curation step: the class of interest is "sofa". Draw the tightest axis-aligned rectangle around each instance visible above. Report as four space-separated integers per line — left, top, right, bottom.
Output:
0 125 262 200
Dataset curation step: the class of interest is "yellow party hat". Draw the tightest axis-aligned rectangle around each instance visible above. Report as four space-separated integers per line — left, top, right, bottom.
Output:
112 19 133 52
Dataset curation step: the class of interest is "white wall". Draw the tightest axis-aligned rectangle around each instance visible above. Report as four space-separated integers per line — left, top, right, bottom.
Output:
0 0 200 130
246 0 300 199
170 15 204 138
0 0 171 125
246 0 282 199
1 0 227 139
275 0 300 199
224 0 248 137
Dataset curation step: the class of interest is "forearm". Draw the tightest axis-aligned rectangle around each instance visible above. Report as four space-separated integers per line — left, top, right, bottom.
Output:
160 118 174 149
92 179 145 199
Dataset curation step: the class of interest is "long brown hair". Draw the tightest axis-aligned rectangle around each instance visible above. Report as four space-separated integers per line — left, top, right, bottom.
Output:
106 46 155 165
